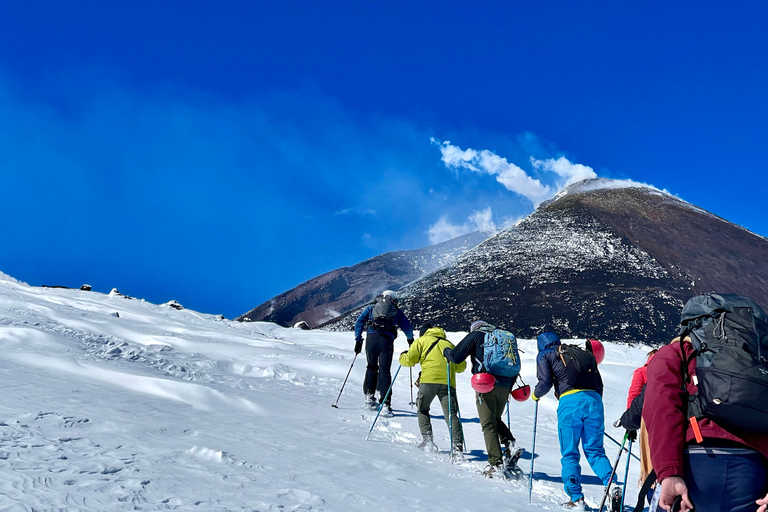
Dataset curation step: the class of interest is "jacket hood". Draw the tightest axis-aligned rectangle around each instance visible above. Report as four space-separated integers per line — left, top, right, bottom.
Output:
423 326 447 339
537 332 561 352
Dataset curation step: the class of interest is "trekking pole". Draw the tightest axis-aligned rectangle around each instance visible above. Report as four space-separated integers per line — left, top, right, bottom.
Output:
366 365 402 440
409 368 415 407
456 405 467 452
605 432 640 461
528 400 539 503
331 353 358 408
621 437 633 511
447 361 454 461
598 432 628 512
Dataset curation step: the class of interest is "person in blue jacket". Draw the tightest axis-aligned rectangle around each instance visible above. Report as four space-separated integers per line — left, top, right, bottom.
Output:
532 330 614 509
354 290 413 412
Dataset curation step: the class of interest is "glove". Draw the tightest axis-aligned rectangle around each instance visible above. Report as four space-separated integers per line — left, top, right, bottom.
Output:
354 339 363 354
531 392 540 402
627 430 637 442
407 338 414 346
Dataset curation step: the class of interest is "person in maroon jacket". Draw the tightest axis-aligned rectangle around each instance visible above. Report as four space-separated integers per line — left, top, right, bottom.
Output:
643 336 768 512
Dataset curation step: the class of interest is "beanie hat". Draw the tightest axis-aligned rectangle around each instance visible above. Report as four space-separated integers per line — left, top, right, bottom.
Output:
419 322 433 337
470 320 487 333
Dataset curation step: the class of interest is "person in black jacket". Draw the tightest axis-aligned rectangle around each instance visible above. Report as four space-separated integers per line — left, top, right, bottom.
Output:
443 320 521 477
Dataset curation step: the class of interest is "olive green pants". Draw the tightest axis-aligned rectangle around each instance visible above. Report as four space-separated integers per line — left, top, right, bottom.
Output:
416 383 463 447
476 385 513 466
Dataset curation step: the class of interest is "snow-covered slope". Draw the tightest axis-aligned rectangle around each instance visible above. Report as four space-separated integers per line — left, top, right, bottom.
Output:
0 271 648 511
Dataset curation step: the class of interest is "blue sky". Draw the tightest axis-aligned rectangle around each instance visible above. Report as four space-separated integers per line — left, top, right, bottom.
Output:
1 1 766 318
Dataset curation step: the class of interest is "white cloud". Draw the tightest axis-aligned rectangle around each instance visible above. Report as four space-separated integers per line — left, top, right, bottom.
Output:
432 138 552 206
334 207 376 216
427 207 503 245
431 138 599 207
530 156 597 188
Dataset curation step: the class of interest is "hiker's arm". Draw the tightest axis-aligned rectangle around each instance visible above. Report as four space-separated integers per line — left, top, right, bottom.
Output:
444 333 474 364
398 339 421 367
533 353 554 399
643 345 688 483
354 307 371 341
395 310 414 340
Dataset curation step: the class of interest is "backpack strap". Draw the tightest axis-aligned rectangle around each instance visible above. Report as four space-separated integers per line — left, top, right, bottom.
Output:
421 337 446 365
633 469 656 512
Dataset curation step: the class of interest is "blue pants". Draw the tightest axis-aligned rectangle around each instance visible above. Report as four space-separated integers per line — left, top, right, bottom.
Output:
683 447 768 512
557 391 613 501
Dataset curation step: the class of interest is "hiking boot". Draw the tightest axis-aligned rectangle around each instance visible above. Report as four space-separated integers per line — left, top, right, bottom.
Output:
364 394 377 409
482 463 504 478
562 498 586 510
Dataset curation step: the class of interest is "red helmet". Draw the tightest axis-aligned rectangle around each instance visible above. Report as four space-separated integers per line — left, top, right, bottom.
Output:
471 372 496 393
587 339 605 365
511 384 531 402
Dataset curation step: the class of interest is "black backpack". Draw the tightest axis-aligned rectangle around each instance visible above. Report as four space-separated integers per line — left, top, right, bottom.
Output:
370 295 398 335
679 293 768 433
557 343 602 391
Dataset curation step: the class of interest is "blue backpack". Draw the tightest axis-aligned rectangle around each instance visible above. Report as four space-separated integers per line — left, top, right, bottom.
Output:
481 329 521 378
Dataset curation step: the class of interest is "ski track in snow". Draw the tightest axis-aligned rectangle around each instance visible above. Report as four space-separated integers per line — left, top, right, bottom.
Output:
0 274 647 511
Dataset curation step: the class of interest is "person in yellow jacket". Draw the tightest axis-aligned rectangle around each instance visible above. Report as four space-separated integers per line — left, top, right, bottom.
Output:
399 322 466 454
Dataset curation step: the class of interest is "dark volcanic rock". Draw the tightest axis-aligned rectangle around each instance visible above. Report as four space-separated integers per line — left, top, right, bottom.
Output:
236 231 489 328
322 181 768 343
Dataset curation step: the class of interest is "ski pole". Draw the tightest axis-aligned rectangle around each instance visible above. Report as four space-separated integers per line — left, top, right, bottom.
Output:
506 398 511 428
409 368 415 407
605 432 640 461
621 437 633 511
366 365 402 440
528 400 538 503
456 405 467 452
528 401 539 501
598 432 628 512
447 361 453 461
331 353 358 408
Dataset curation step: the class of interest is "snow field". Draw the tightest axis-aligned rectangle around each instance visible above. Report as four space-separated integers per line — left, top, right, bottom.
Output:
0 273 648 511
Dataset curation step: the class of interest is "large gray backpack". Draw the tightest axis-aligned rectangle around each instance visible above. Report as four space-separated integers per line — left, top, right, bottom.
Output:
679 293 768 433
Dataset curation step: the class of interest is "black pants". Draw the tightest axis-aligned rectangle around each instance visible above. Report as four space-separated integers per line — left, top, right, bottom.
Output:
363 332 394 405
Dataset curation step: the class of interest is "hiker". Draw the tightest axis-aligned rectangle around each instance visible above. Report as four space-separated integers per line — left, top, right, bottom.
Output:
626 349 657 408
399 322 466 456
532 330 617 508
619 349 657 490
643 295 768 512
354 290 414 412
443 320 523 477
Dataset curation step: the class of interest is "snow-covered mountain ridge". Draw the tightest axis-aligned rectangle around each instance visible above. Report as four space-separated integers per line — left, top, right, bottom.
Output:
324 180 768 342
0 271 649 511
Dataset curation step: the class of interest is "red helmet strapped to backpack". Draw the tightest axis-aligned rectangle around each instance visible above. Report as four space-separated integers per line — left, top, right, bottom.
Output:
471 372 496 393
510 375 531 402
586 339 605 365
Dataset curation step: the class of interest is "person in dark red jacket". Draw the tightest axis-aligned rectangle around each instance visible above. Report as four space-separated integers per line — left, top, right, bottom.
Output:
643 337 768 512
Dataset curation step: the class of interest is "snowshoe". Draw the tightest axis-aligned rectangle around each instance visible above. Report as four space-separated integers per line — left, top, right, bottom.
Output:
610 485 622 512
416 437 439 453
482 463 504 479
562 498 586 510
380 404 394 418
503 443 524 472
364 394 377 410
